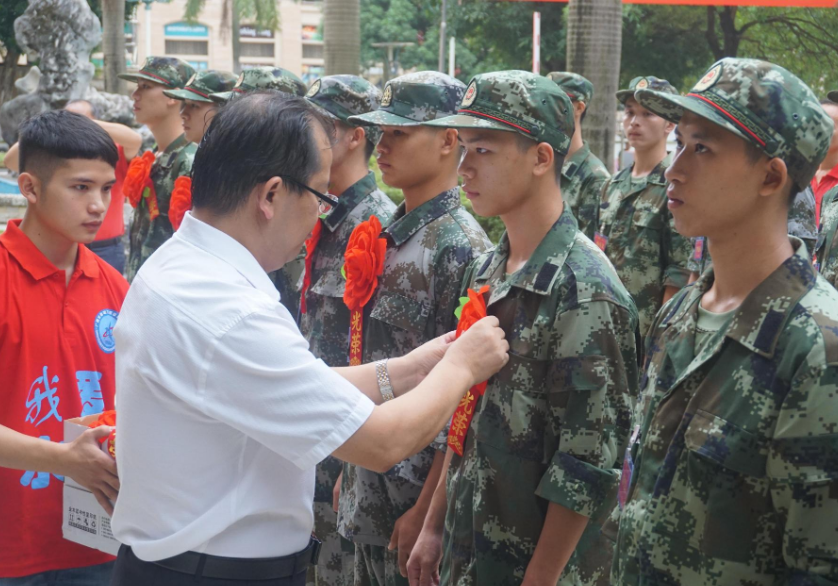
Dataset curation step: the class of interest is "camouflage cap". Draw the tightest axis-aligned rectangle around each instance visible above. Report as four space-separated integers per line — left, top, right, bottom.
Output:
347 71 465 127
306 75 382 143
827 89 838 103
636 57 834 189
425 70 574 155
616 75 677 104
118 56 195 89
547 71 594 104
163 70 237 103
210 67 307 103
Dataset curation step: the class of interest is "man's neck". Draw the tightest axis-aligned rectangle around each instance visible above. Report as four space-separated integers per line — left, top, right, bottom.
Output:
702 216 793 314
147 115 183 153
19 214 78 285
502 184 564 275
567 128 584 160
632 142 667 177
401 169 459 213
330 159 369 197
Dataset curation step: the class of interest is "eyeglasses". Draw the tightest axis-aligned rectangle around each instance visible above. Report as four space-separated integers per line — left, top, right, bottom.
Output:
280 175 339 212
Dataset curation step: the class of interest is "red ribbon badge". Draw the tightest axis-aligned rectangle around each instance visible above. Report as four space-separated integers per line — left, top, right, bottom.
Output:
343 216 387 366
124 151 160 220
300 219 323 315
447 285 490 456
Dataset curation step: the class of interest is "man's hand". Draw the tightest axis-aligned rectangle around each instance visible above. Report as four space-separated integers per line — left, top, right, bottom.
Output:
407 525 443 586
332 470 343 513
445 316 509 387
389 504 428 578
396 332 457 392
58 426 120 515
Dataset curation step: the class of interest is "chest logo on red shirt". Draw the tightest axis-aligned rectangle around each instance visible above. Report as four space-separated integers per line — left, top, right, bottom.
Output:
94 309 119 354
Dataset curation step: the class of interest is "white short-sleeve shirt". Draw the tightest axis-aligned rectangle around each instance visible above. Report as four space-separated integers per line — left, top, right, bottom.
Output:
111 212 374 562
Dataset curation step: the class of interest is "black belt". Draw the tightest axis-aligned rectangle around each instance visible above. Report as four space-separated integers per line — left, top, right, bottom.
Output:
88 236 123 248
149 537 321 581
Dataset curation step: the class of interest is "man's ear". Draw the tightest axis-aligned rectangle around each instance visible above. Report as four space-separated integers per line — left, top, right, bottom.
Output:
532 142 555 179
759 157 790 199
348 126 366 152
439 128 459 156
18 172 41 206
257 176 285 221
573 101 586 120
664 120 676 135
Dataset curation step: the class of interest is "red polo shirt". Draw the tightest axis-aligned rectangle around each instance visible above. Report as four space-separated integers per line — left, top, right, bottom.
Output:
812 163 838 226
0 220 129 577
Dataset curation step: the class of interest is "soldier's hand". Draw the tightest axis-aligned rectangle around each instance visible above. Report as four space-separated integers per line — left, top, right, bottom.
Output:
59 426 119 515
388 504 427 578
332 470 343 513
445 316 508 386
406 525 443 586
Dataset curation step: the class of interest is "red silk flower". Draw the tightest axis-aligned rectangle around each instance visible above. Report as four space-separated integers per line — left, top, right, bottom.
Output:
124 151 155 208
343 216 387 312
168 176 192 230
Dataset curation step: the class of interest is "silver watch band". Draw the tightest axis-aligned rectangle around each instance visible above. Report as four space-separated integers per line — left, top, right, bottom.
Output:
375 359 395 402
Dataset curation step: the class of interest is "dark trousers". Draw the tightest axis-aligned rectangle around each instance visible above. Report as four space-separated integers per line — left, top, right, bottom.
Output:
88 237 126 276
110 546 307 586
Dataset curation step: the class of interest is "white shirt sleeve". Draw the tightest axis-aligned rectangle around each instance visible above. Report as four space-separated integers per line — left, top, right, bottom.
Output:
197 307 375 470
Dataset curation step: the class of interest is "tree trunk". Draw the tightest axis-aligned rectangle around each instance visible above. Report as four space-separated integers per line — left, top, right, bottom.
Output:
566 0 622 172
232 2 241 74
0 50 21 107
324 0 359 75
102 0 127 94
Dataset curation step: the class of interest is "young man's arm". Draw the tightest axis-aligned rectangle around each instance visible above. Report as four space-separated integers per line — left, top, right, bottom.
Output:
522 503 589 586
0 424 120 514
4 142 19 172
96 120 143 159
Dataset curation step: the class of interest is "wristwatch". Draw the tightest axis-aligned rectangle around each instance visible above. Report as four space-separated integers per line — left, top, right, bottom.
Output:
375 359 395 402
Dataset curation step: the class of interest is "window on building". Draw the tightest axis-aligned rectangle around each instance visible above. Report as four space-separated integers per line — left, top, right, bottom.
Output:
302 44 324 59
165 40 209 56
240 43 275 58
164 22 209 57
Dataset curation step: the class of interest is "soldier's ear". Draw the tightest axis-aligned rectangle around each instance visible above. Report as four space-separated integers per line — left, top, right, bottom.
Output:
349 126 366 151
532 142 555 179
438 128 459 156
758 157 789 200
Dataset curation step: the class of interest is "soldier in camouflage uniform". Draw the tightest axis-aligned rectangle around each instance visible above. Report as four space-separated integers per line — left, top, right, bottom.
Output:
611 58 838 585
209 66 309 317
339 71 492 586
688 186 818 276
596 76 694 338
547 72 611 240
301 75 397 586
119 57 197 281
163 69 237 144
816 184 838 287
411 70 639 586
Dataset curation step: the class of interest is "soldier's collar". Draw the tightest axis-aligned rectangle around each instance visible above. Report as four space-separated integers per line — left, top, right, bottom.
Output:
476 205 577 297
322 172 379 232
156 134 193 169
663 237 816 359
561 143 591 181
613 152 670 187
385 188 461 247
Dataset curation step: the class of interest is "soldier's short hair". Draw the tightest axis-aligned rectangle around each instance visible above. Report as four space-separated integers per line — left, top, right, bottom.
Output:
514 133 565 186
192 92 335 216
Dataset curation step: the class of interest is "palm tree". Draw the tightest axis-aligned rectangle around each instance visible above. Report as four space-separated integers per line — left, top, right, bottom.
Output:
101 0 127 93
566 0 622 171
184 0 279 74
324 0 359 75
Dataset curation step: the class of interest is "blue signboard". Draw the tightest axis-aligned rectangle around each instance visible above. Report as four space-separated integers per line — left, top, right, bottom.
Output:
164 22 208 37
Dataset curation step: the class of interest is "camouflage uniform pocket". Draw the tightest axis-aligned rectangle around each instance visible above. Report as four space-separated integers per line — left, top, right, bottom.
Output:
369 292 430 335
310 270 346 298
682 409 772 563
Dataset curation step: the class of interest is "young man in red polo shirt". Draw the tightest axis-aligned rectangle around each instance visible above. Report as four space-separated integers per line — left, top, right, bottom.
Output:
0 110 129 584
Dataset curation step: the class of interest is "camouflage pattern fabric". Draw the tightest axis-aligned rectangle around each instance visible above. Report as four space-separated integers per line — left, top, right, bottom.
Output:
270 248 306 321
126 135 196 281
353 543 405 586
689 186 818 275
561 142 611 240
816 185 838 287
611 238 838 585
440 205 640 586
118 56 195 88
337 188 491 551
616 76 677 105
300 173 396 586
210 66 307 103
597 155 693 337
636 58 834 191
163 69 237 103
348 71 465 127
425 70 574 155
547 71 594 104
306 75 383 144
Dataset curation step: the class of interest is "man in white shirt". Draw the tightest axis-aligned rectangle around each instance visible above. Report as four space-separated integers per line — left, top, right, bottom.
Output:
110 92 509 586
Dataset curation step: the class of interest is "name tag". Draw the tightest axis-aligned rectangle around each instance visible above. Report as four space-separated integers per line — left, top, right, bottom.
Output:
594 232 608 252
693 237 705 261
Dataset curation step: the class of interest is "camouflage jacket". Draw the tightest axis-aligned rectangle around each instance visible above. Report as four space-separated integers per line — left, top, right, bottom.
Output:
126 134 196 281
597 155 693 337
611 238 838 586
816 185 838 288
441 206 640 586
561 142 611 241
338 187 491 546
270 250 306 323
689 186 818 275
300 172 397 369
